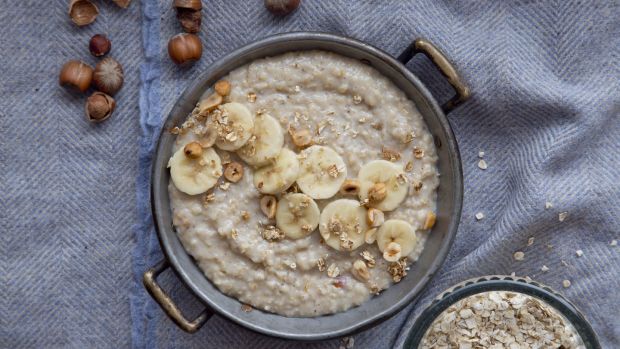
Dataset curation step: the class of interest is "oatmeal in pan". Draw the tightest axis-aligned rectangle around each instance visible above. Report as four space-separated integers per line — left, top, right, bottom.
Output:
167 51 439 317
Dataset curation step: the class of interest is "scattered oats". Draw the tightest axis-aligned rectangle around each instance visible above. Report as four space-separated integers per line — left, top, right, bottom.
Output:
381 146 401 161
289 262 297 270
413 147 424 159
396 173 408 185
261 225 284 241
358 117 367 124
350 130 359 138
611 239 618 246
527 236 535 246
575 249 583 257
219 182 230 191
412 181 423 192
316 257 326 272
327 164 340 178
247 92 257 103
404 161 413 172
169 126 181 134
352 95 362 104
475 212 484 220
513 251 525 261
478 159 488 170
327 263 340 278
360 250 376 268
230 229 238 240
559 211 568 222
369 282 381 295
478 151 485 158
202 192 215 206
241 304 253 312
403 132 415 144
545 201 553 209
387 257 408 282
541 265 549 272
294 85 301 92
241 211 250 221
370 122 383 130
562 279 571 288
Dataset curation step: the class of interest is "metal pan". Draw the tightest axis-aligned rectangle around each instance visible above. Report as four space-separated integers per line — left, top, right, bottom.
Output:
144 32 470 340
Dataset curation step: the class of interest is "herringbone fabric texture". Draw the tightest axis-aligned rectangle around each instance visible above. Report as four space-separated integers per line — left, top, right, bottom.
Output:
1 1 618 348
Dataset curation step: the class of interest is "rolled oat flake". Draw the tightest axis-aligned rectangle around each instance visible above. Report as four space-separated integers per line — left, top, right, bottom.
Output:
420 291 585 348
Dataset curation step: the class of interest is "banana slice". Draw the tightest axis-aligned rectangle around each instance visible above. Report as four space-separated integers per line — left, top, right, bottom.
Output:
296 145 347 200
253 148 299 194
358 160 408 211
213 102 254 151
376 219 417 261
319 199 368 252
168 145 222 195
276 193 320 239
237 113 284 167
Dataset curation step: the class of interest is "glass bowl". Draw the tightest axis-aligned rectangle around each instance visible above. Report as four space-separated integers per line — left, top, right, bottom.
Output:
403 275 601 349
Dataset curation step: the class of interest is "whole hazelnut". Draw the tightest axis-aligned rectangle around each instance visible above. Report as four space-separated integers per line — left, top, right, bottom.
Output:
89 34 111 57
59 60 94 93
69 0 99 26
183 142 203 159
264 0 300 16
93 57 124 95
85 92 115 123
168 33 202 65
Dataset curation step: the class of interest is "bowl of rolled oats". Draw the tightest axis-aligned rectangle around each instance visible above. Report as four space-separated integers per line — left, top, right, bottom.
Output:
403 275 601 349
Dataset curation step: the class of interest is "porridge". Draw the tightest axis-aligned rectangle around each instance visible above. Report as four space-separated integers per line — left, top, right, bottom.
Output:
167 51 439 317
420 291 585 348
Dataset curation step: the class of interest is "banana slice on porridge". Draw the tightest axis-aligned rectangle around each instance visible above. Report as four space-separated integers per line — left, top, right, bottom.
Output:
296 145 347 200
168 142 222 195
214 102 254 151
319 199 368 251
358 160 408 211
253 148 300 194
276 193 320 239
237 112 284 167
376 219 417 262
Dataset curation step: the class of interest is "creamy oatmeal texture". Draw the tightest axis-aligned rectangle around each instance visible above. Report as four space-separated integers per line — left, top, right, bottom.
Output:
420 291 585 349
168 51 439 317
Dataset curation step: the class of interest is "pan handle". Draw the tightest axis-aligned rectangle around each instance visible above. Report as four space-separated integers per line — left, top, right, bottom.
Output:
397 38 470 114
143 259 212 333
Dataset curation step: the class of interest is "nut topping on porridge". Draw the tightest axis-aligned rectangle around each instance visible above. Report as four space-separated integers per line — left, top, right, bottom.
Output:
339 179 361 196
351 260 370 281
183 141 203 159
412 180 423 192
223 161 244 182
167 51 439 317
260 195 277 219
387 257 408 282
413 147 424 159
261 225 284 242
423 211 436 230
381 146 401 161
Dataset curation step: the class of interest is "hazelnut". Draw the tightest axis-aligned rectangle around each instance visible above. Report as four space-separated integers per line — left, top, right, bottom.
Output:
423 211 436 230
59 60 94 93
177 9 201 33
288 127 313 148
366 208 384 227
260 195 277 219
364 228 378 244
368 183 387 203
112 0 132 8
214 80 231 96
383 242 402 262
339 179 360 196
168 33 202 65
351 260 370 282
183 142 203 159
69 0 99 26
93 57 124 95
174 0 202 10
198 93 223 116
264 0 300 16
224 162 244 183
89 34 111 57
85 92 115 123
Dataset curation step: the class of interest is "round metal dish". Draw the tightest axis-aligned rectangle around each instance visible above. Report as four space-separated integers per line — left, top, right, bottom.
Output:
403 275 601 348
145 32 470 340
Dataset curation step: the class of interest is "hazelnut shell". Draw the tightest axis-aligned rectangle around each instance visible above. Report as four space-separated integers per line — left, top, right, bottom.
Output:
174 0 202 10
85 92 115 123
93 57 124 95
59 60 94 93
177 8 201 33
112 0 132 8
68 0 99 26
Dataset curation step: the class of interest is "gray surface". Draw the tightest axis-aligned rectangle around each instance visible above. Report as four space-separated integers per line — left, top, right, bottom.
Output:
1 1 619 348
